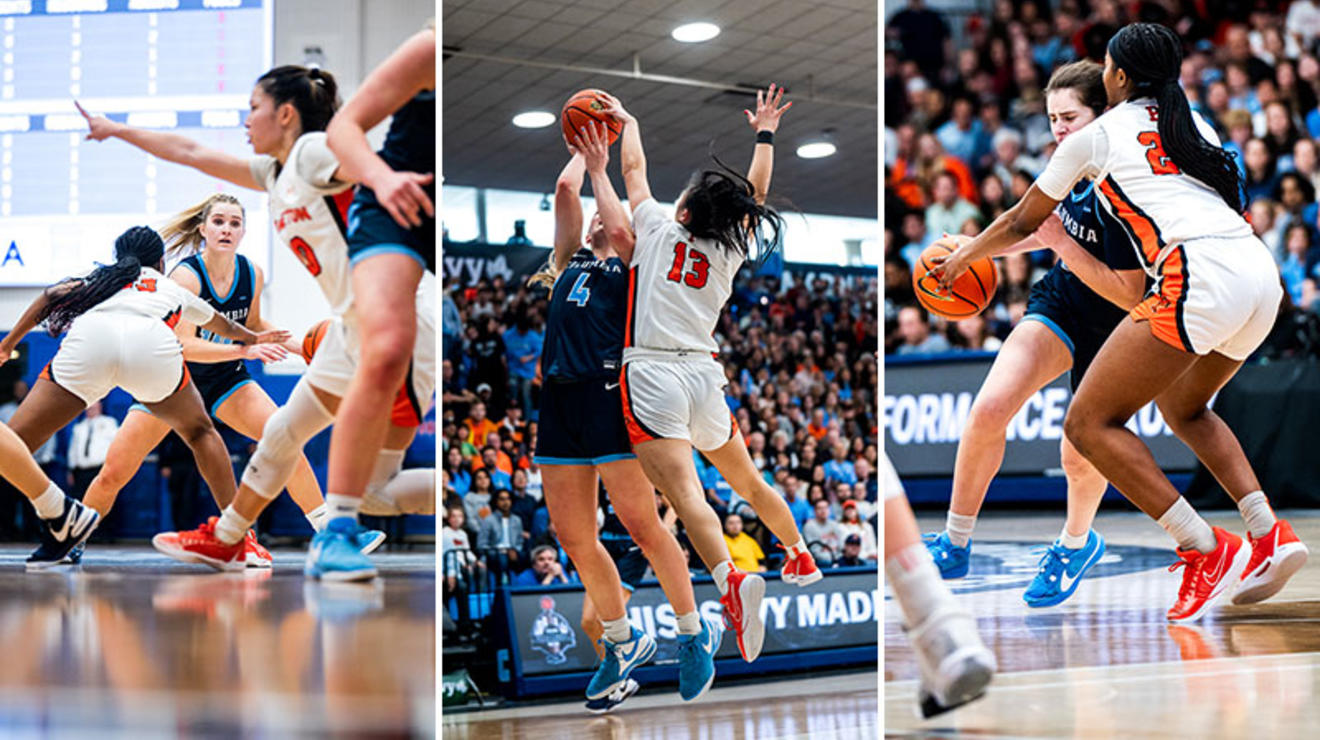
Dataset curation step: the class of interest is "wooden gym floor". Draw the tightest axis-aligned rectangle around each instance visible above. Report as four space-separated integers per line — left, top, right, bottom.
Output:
885 509 1320 738
0 545 435 736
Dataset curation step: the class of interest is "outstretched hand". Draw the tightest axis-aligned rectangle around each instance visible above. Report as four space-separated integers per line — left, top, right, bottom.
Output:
594 92 633 125
253 329 292 346
744 83 793 133
75 100 117 141
572 122 611 174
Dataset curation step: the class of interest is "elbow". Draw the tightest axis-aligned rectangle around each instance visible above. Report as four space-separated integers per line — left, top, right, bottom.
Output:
554 177 578 197
1006 211 1037 241
605 226 633 248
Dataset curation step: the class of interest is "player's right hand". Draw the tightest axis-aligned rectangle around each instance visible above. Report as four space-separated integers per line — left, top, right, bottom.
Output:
369 169 435 229
74 100 116 141
252 329 292 346
595 93 633 124
573 123 610 173
244 344 288 363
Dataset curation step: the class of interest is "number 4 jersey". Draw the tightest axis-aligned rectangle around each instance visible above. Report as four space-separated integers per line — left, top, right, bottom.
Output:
541 247 629 381
624 197 739 358
1034 97 1252 277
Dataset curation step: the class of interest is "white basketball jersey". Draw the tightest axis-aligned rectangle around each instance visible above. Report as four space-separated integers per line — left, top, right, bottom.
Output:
623 198 741 357
83 266 215 326
249 133 355 320
1036 98 1252 277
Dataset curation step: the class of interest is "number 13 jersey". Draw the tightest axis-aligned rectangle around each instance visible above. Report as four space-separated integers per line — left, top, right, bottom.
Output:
624 197 740 358
1034 97 1252 278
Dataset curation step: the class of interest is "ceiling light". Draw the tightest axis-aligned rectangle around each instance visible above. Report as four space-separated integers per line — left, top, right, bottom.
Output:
672 22 720 43
796 141 837 159
512 111 555 129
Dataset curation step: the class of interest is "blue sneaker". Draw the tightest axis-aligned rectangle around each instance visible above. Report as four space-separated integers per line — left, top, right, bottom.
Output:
1023 530 1106 608
584 678 639 714
305 518 377 582
922 532 971 579
676 616 722 701
27 497 100 571
586 627 656 700
356 528 387 555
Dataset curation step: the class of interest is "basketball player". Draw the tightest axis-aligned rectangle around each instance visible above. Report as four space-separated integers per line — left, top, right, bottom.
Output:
529 128 718 709
937 23 1308 621
317 23 435 578
597 86 820 663
77 64 434 578
922 61 1146 607
885 453 995 716
0 226 287 567
75 194 386 567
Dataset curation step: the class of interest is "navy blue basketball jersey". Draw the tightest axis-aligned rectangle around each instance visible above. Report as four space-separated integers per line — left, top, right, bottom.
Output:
178 254 253 344
541 249 629 381
380 89 435 178
1056 179 1141 272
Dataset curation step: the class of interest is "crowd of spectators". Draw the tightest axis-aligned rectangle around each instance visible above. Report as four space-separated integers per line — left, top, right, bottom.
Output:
441 261 880 609
885 0 1320 358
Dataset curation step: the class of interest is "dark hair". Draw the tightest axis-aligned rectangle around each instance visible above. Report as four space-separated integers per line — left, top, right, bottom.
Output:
255 65 340 134
1044 60 1107 118
679 156 786 266
1275 171 1316 204
41 226 164 336
1108 23 1244 212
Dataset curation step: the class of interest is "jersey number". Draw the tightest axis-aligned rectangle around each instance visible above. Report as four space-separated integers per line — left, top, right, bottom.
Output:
290 236 323 277
567 273 591 306
666 242 709 288
1138 132 1181 175
133 278 156 292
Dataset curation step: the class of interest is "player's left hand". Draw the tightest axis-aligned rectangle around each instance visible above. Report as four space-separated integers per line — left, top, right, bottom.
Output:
252 329 292 346
745 83 793 133
573 122 611 174
369 169 435 229
244 344 288 363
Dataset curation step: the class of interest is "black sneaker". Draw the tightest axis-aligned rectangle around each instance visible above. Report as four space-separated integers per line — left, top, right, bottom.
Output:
27 498 100 570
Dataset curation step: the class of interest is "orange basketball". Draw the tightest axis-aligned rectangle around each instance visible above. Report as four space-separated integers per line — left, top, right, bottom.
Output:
302 319 331 363
561 89 621 146
912 243 998 320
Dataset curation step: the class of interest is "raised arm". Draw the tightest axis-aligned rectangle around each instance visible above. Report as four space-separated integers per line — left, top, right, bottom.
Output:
574 122 636 264
0 281 78 360
325 28 435 229
743 83 793 204
597 94 651 210
76 101 260 190
552 152 587 276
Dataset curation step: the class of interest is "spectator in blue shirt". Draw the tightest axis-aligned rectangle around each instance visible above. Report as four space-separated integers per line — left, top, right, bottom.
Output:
781 474 812 528
512 544 579 587
935 95 990 168
823 441 858 487
502 313 543 419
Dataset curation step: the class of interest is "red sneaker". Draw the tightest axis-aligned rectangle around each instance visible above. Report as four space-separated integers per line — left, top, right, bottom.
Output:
1232 519 1309 605
245 530 273 569
719 570 766 662
151 517 246 572
1167 527 1250 623
781 549 823 586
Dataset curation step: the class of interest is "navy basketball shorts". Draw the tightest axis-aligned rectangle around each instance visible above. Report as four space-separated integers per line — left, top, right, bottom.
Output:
534 376 636 465
1023 266 1129 390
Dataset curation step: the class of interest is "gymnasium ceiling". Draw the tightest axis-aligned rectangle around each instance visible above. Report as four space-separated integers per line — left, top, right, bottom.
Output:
442 0 877 219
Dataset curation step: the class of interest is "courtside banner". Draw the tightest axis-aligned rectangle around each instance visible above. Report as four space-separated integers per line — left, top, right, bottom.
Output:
504 569 878 678
884 356 1196 476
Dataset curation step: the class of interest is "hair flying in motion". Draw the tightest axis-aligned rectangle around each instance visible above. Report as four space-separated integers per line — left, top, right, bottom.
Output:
158 192 245 259
680 155 786 266
1107 23 1244 212
40 226 164 336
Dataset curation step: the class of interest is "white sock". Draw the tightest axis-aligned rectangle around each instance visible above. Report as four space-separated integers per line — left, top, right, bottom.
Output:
602 616 632 644
31 483 65 520
1157 497 1217 554
325 493 361 523
215 506 252 546
1236 491 1276 539
785 539 808 559
945 511 976 548
1058 527 1089 549
675 611 701 635
306 503 328 532
712 560 734 595
885 542 954 628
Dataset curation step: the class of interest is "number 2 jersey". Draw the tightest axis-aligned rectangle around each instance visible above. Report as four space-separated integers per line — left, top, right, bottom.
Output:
1035 97 1252 277
85 266 215 326
623 197 740 358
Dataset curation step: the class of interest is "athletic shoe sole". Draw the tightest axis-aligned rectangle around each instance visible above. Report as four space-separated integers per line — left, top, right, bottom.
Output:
585 678 640 715
586 636 656 700
1232 542 1309 605
27 516 101 571
312 565 379 582
1024 536 1107 608
1168 543 1251 623
917 646 995 718
246 556 273 569
151 535 245 572
358 530 387 555
734 574 766 662
784 568 823 586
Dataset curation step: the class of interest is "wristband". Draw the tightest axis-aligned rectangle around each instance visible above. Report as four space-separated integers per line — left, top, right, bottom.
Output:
756 130 774 145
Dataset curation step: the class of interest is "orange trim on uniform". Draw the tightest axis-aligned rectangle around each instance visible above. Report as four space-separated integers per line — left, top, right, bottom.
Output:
173 363 193 394
728 411 738 445
38 361 51 382
624 266 639 349
390 361 423 428
619 366 659 445
1129 247 1193 353
1098 176 1163 266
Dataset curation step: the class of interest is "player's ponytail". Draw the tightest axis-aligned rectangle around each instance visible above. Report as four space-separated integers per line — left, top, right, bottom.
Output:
256 65 341 134
158 193 245 259
40 226 164 335
1109 23 1244 212
679 155 785 266
527 260 560 289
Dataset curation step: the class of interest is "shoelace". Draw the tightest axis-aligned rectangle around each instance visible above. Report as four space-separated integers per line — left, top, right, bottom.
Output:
1168 554 1204 595
1037 546 1070 575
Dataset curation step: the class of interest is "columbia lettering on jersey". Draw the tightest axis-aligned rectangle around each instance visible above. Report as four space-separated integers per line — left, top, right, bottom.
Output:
541 248 629 381
179 254 252 346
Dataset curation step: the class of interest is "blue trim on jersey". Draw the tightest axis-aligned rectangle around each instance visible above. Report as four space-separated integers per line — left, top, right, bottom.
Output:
193 255 242 304
210 378 255 416
1021 312 1075 356
1070 180 1096 202
591 453 636 464
621 582 636 593
350 245 427 269
128 402 151 416
536 453 637 466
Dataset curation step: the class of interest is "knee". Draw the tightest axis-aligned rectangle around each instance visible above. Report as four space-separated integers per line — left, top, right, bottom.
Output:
177 417 219 446
97 456 140 487
967 393 1016 432
1059 438 1098 480
614 508 665 550
1063 407 1096 455
554 528 594 558
360 324 414 375
1157 401 1206 437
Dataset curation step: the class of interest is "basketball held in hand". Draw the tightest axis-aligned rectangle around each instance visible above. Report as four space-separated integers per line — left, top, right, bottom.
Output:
561 89 622 145
912 244 998 320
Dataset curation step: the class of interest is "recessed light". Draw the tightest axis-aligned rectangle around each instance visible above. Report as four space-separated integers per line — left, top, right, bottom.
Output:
672 22 720 43
796 141 837 159
512 111 555 128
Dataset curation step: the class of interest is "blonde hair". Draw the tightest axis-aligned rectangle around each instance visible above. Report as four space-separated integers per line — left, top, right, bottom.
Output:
159 193 245 259
527 259 560 289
